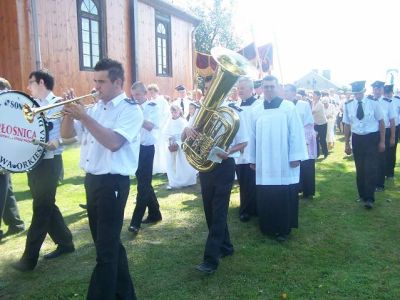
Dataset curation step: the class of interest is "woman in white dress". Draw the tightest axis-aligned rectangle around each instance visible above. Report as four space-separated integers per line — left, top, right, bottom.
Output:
164 105 197 189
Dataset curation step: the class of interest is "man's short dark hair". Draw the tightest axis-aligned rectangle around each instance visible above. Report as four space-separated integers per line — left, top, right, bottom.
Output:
284 84 297 93
29 70 55 90
262 75 279 84
313 90 321 97
94 58 125 85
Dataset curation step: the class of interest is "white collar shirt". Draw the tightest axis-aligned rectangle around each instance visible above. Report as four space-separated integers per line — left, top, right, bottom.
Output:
377 96 396 128
37 91 63 159
342 97 383 135
140 99 160 146
392 96 400 125
75 92 143 175
172 97 191 119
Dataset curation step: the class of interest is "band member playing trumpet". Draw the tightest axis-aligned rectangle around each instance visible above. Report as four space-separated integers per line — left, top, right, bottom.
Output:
61 58 142 299
13 70 75 271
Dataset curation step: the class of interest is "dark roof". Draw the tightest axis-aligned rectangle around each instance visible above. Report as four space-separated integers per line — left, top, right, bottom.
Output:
140 0 200 26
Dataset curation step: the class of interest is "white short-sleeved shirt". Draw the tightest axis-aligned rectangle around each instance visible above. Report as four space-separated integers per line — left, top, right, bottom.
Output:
392 96 400 125
75 92 143 176
140 99 160 146
377 97 396 128
36 91 64 159
342 97 383 135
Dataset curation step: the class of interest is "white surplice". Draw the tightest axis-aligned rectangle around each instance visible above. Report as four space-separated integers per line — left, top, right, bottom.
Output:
153 95 171 174
249 100 308 185
164 117 197 188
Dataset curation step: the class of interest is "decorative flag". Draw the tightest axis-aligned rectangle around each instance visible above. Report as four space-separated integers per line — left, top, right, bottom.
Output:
194 51 217 77
257 43 273 72
237 42 258 67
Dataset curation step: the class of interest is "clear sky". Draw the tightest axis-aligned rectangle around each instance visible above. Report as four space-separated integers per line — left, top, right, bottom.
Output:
232 0 400 88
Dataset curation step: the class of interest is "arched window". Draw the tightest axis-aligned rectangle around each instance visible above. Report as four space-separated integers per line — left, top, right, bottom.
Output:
155 11 172 76
77 0 105 70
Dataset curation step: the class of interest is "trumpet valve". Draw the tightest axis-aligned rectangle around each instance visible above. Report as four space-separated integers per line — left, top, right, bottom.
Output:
23 104 34 123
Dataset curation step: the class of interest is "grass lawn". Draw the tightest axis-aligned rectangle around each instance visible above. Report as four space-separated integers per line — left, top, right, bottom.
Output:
0 137 399 300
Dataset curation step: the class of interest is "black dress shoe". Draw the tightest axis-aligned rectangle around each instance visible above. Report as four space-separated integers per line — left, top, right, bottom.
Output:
0 230 3 241
220 251 234 258
5 226 25 237
141 217 162 224
128 225 139 234
195 262 217 274
12 259 36 272
364 201 373 209
275 234 288 242
79 204 88 209
44 245 75 259
239 213 250 222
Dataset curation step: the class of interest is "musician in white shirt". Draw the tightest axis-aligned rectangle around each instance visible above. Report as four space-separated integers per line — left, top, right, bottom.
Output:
61 59 142 299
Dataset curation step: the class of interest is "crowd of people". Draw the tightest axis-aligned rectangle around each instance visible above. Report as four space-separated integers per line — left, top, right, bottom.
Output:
1 58 399 298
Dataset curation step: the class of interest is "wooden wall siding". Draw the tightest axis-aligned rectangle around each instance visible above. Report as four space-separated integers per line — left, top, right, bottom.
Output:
105 0 132 93
24 0 132 97
0 0 33 91
28 0 90 96
136 1 195 99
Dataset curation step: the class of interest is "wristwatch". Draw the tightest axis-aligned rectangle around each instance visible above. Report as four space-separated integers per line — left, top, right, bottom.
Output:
58 138 64 146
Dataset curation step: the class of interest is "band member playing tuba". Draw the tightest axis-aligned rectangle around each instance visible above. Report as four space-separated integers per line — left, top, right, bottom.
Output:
182 106 247 274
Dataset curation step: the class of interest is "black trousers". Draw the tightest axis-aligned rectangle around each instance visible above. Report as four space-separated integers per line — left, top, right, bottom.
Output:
85 173 136 300
386 125 399 178
0 174 8 228
299 159 316 197
377 128 391 188
199 158 235 267
235 163 257 216
314 123 328 157
0 174 24 230
352 132 380 202
23 155 73 262
130 145 161 228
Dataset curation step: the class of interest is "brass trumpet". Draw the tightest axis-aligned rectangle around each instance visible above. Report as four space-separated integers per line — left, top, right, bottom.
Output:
23 91 99 123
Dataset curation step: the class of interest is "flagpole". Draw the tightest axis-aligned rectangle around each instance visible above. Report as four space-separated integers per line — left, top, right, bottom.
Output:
250 25 263 79
272 30 284 83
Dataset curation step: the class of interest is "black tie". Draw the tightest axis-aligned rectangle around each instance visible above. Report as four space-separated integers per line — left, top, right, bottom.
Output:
180 98 184 114
356 101 364 120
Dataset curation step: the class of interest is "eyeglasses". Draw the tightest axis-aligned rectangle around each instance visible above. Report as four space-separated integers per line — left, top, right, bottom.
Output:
263 85 276 89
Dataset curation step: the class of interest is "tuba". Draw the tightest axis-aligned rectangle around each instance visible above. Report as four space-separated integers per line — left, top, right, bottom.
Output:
182 47 258 172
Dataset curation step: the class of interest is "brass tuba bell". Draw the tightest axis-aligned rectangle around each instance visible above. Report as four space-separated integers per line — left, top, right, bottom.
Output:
182 47 258 172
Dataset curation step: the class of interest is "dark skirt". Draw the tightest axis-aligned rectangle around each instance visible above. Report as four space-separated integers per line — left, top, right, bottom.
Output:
256 184 298 236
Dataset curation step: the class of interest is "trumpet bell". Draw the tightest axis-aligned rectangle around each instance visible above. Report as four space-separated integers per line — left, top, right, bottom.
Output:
23 91 99 123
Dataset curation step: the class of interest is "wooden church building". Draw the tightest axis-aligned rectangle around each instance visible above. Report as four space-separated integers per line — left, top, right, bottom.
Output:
0 0 199 97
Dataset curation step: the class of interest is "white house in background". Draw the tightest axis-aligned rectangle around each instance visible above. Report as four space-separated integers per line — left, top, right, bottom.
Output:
294 70 341 91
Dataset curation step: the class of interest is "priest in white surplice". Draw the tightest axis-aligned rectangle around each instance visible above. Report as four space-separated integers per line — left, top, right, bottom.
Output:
164 105 197 188
249 76 307 242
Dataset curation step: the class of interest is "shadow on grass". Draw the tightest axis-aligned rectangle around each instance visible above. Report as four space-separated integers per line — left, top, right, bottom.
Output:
60 175 85 186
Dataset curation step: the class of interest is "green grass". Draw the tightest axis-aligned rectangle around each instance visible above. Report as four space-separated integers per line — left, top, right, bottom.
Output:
1 137 400 300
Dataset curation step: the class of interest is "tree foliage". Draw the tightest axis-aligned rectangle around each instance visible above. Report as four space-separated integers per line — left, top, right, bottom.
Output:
189 0 242 54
